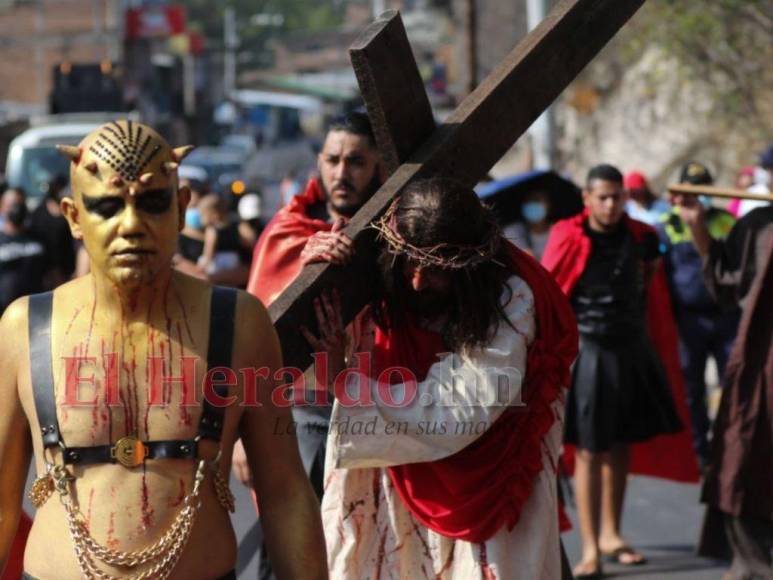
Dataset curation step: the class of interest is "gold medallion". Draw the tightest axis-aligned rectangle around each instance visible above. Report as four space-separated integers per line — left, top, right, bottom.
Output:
110 436 148 468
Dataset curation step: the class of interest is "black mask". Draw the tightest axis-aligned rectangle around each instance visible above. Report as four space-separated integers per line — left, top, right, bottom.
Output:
7 202 27 227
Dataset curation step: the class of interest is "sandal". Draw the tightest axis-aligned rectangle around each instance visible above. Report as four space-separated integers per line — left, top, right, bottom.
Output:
572 560 604 578
602 545 647 566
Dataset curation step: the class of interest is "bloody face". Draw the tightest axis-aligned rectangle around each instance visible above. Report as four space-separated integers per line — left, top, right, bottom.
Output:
400 259 453 318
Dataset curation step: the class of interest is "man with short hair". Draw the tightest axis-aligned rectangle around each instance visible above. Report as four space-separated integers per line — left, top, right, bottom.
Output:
245 112 383 305
305 178 578 578
542 164 684 576
28 175 76 288
236 111 383 579
0 121 326 580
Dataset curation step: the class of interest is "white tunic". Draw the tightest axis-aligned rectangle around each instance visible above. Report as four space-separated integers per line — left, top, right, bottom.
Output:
322 276 565 579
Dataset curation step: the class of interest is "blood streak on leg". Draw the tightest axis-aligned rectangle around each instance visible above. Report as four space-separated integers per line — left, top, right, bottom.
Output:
106 511 119 550
140 464 155 529
479 543 497 580
176 321 191 426
100 338 112 441
64 305 84 336
144 326 156 437
85 488 95 527
169 478 186 508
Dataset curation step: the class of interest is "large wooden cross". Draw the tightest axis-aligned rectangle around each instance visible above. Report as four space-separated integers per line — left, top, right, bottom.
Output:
269 0 645 370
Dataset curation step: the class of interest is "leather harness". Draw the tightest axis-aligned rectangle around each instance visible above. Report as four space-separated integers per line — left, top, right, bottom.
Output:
28 287 237 468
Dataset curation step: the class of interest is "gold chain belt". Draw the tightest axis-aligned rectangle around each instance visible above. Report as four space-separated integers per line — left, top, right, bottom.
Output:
28 444 236 579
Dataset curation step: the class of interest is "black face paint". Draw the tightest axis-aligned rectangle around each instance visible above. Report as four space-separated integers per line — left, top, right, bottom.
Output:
82 194 125 219
135 188 173 214
81 188 173 219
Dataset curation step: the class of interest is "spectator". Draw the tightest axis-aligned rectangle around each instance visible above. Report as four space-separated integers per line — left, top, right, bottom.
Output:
0 188 47 313
624 170 670 225
198 193 250 287
237 193 265 248
736 146 773 217
27 176 76 287
502 189 554 260
172 193 207 279
727 166 756 218
658 161 739 469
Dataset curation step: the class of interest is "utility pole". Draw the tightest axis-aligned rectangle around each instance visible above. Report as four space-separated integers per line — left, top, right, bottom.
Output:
526 0 555 169
223 7 238 100
372 0 386 18
465 0 478 95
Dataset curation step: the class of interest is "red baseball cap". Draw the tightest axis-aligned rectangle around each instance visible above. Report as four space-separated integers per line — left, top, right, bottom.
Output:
624 171 648 190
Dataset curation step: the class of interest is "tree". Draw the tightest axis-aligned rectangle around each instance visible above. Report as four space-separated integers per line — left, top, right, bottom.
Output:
179 0 346 68
628 0 773 134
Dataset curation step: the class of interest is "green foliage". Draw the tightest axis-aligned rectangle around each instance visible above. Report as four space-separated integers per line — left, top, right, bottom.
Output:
179 0 346 66
630 0 773 128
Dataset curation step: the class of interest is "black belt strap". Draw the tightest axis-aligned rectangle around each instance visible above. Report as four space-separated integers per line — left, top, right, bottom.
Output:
28 286 237 463
29 292 59 448
63 439 199 466
198 286 237 442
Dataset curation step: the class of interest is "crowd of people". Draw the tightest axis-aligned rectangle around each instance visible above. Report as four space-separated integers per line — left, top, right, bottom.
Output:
0 113 770 580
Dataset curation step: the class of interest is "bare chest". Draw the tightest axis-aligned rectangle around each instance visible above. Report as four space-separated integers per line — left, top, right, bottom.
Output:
21 300 217 449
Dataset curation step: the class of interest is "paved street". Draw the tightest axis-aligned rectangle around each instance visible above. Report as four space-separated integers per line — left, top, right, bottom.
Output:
562 477 727 579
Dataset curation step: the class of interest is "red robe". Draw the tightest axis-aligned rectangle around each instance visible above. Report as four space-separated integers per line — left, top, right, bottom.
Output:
541 211 700 483
246 179 331 304
372 242 579 542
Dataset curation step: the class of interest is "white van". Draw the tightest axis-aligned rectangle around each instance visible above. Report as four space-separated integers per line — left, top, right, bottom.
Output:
5 121 104 204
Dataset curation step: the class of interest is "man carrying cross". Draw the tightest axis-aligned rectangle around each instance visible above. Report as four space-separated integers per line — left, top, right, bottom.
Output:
303 178 578 578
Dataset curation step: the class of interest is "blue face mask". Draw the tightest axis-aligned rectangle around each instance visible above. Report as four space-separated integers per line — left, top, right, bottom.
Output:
522 201 548 224
185 208 202 230
698 195 713 210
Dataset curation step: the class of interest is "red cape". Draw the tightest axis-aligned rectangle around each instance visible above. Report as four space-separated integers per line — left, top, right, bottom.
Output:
541 211 700 483
2 511 31 580
246 179 331 304
374 242 579 543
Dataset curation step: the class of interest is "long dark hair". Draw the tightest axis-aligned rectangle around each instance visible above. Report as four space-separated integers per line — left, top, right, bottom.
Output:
372 178 514 352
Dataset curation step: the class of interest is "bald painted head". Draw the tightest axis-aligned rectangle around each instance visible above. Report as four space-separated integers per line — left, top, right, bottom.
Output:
60 120 193 288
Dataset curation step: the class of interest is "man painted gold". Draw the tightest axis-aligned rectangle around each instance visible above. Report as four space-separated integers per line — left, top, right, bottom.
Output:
0 121 327 579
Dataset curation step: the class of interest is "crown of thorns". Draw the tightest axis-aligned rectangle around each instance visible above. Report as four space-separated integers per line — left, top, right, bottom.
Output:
371 198 502 269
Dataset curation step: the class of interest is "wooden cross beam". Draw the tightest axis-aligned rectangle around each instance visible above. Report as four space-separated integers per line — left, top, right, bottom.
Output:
668 183 773 203
269 0 645 370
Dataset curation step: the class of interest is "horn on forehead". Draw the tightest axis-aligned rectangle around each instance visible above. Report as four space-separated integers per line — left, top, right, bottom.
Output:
171 145 194 163
57 145 82 164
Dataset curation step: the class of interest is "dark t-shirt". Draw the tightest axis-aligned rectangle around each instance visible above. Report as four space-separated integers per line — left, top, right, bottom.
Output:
178 233 205 263
571 221 660 338
215 222 252 265
0 231 47 313
28 202 76 280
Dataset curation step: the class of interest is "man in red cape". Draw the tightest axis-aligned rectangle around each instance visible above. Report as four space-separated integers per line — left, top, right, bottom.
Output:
541 164 699 576
305 178 579 579
232 112 382 578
